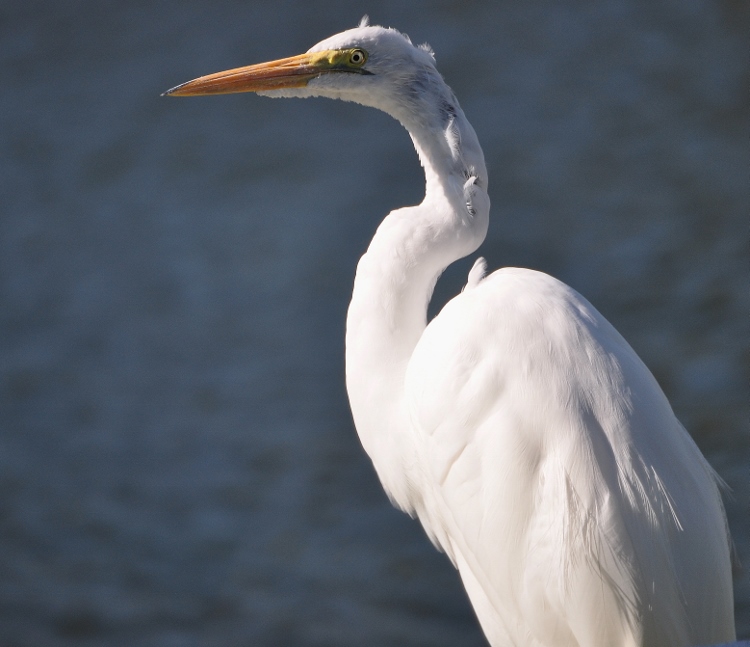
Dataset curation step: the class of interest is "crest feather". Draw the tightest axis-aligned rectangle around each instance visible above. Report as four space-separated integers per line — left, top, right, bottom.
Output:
419 42 435 59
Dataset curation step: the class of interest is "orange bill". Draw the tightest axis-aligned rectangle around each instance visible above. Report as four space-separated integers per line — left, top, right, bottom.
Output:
163 48 370 97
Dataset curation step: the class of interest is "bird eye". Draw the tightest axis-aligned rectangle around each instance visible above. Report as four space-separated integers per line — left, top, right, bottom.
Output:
349 49 367 66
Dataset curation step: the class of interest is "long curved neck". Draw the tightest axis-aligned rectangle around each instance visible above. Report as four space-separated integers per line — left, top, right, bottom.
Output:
345 88 489 510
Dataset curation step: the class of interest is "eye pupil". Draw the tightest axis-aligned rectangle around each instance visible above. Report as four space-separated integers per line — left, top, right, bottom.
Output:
351 50 364 64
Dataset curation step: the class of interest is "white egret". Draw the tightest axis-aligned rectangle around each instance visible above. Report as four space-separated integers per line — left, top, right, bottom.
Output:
165 19 736 647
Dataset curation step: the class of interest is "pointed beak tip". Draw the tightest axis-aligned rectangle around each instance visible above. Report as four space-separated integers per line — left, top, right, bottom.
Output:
161 83 187 97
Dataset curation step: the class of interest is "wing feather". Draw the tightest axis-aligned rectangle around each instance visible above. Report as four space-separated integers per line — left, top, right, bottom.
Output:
404 267 733 646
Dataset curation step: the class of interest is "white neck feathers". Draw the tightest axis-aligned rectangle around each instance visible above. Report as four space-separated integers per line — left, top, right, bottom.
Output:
344 72 489 510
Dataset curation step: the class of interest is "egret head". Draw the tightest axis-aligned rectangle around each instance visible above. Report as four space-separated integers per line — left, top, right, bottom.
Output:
165 19 486 195
164 19 447 122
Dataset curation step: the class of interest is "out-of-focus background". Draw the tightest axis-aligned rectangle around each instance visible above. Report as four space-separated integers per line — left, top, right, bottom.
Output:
1 1 747 645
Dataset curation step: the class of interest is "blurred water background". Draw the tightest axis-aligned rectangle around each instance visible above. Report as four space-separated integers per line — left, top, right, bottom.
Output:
1 1 747 645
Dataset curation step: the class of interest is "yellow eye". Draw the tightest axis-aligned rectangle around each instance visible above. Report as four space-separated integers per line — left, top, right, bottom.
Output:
349 49 367 66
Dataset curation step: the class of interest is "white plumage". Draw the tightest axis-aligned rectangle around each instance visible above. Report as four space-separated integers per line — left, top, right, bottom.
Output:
166 20 736 647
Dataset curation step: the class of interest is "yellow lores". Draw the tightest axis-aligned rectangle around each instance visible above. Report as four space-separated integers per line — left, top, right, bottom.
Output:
309 47 368 69
164 48 369 97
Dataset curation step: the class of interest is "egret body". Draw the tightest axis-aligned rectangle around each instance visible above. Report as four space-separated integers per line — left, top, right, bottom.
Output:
165 20 736 647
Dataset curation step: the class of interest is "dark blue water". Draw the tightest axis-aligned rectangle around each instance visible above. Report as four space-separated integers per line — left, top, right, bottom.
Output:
1 1 747 644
